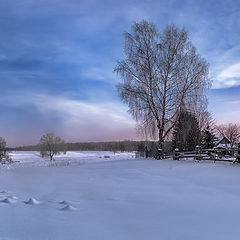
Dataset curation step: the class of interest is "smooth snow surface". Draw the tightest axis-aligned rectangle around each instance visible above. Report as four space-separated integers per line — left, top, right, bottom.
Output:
0 151 240 239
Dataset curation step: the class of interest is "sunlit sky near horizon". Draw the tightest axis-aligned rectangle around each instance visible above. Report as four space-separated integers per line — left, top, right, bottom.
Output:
0 0 240 147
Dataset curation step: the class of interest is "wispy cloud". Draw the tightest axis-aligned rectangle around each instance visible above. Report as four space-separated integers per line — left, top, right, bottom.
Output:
0 0 240 145
213 62 240 88
0 91 137 145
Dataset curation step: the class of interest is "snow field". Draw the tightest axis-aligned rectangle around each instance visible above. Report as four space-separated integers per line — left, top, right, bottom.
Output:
6 151 135 169
0 151 240 240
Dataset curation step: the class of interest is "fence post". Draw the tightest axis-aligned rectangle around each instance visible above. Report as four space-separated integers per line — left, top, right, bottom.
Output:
195 145 202 162
173 148 180 160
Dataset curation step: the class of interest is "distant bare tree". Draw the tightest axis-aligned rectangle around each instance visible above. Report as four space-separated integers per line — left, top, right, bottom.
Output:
115 21 210 147
215 123 240 147
39 133 66 161
0 137 11 163
197 109 215 131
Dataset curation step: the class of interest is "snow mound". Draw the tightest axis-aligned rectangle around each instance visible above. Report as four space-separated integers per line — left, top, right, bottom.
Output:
59 200 72 205
9 195 18 200
1 197 16 204
0 191 7 194
60 204 77 211
24 198 41 205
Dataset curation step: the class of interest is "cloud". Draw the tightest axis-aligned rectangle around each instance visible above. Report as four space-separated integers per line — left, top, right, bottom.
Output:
80 66 117 83
213 62 240 88
0 91 135 124
0 0 240 145
0 91 137 145
218 63 240 81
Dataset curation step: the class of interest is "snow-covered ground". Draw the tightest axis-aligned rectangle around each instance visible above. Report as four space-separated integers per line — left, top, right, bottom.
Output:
7 150 136 168
0 151 240 240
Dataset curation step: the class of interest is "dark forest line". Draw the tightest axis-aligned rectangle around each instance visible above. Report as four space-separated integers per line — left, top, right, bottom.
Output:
10 141 159 152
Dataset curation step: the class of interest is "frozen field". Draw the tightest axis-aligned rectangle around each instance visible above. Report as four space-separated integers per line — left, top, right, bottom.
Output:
0 151 240 240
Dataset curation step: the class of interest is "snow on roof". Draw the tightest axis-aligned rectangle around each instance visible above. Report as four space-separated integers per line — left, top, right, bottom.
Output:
214 136 231 146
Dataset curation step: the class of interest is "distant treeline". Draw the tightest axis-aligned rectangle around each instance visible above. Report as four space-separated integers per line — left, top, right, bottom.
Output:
11 141 161 152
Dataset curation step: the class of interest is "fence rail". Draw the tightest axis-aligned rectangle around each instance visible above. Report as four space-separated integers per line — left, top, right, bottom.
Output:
173 148 239 163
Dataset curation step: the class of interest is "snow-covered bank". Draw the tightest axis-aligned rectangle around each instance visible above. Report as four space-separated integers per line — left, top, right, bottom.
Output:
0 152 240 239
4 151 136 169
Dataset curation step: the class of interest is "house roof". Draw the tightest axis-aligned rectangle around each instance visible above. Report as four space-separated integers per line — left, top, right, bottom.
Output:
214 136 231 146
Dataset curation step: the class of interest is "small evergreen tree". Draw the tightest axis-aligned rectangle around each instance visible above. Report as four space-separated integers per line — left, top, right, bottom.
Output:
172 111 201 151
0 137 11 163
201 126 215 149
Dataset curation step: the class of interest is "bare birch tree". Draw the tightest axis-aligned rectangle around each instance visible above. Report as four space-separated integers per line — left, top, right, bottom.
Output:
215 123 240 147
196 108 215 131
115 21 210 147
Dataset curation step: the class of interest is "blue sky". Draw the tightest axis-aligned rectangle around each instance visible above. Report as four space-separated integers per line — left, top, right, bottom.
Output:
0 0 239 146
